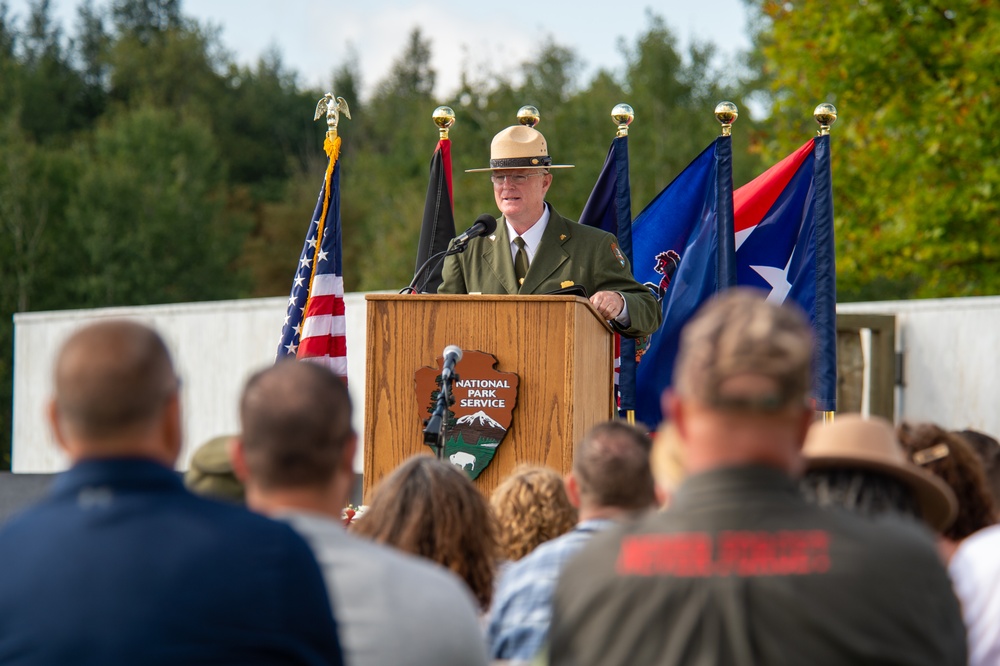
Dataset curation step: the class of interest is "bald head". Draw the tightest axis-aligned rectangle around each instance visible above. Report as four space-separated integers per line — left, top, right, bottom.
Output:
239 361 354 490
52 321 179 446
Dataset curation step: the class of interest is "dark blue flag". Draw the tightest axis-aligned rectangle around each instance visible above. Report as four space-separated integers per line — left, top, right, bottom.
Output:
631 137 736 428
580 136 636 413
733 137 836 410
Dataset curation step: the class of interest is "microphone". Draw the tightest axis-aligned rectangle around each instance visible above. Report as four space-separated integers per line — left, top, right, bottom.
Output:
451 214 498 248
441 345 463 382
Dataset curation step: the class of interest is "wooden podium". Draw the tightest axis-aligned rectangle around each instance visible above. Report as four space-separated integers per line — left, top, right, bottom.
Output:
364 294 614 498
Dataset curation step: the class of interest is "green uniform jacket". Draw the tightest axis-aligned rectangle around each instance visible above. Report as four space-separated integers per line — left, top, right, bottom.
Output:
549 466 968 666
437 206 661 338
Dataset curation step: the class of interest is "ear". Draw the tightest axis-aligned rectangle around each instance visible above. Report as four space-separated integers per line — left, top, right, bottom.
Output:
654 483 671 509
541 172 553 194
794 406 814 453
663 391 686 440
342 433 358 474
160 392 183 465
48 399 70 454
228 437 250 483
564 472 582 509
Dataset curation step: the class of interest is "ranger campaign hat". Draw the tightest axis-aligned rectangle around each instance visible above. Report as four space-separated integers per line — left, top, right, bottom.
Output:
184 435 244 503
674 288 813 412
466 125 574 172
804 415 958 531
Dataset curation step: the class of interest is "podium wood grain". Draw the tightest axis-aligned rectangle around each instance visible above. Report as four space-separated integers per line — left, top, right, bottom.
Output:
363 295 614 499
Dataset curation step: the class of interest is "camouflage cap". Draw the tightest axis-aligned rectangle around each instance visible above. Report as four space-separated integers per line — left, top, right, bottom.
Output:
184 435 244 503
674 288 813 412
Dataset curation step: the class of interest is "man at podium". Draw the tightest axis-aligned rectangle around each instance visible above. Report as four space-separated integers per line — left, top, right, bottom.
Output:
438 125 661 339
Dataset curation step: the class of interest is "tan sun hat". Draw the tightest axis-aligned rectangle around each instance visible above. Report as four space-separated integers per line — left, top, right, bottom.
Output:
466 125 574 172
803 414 957 530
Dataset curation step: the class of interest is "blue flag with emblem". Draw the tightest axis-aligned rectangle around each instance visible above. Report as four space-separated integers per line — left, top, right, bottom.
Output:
580 135 636 413
631 136 736 428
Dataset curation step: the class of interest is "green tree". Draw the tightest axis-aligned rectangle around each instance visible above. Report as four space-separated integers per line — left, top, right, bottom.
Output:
0 112 80 468
65 105 245 306
747 0 1000 300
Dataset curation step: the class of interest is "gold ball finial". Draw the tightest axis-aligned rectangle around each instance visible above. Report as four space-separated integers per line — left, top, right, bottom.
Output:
432 106 456 139
714 101 738 137
814 103 838 136
517 105 540 128
611 103 634 137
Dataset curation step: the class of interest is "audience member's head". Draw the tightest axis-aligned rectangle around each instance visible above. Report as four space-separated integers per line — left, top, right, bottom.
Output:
353 455 498 610
569 421 657 515
232 360 356 512
898 422 997 542
490 465 576 562
49 320 181 466
801 414 956 530
953 428 1000 511
665 288 814 475
185 435 243 503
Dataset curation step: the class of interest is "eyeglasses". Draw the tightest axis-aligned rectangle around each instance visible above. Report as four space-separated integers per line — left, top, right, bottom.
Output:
490 173 547 185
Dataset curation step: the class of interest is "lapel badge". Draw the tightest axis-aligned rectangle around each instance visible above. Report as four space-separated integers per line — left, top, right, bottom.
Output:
559 234 567 241
489 234 497 241
561 280 575 288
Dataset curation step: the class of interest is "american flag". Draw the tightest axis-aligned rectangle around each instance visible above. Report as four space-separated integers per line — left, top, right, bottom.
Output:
276 136 348 379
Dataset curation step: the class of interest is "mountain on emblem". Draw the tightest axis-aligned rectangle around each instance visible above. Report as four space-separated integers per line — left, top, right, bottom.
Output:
414 351 519 480
456 410 503 428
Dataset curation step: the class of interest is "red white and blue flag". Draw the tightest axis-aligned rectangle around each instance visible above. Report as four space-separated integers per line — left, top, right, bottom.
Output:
276 136 348 379
734 136 837 411
622 132 837 426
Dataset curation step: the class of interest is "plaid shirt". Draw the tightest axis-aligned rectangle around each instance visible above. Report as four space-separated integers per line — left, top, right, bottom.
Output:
487 519 615 661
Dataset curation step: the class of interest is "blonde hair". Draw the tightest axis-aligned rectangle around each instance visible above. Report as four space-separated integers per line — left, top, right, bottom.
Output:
490 465 577 562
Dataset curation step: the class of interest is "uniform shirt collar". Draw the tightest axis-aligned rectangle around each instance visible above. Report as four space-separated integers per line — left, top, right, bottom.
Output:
506 204 550 264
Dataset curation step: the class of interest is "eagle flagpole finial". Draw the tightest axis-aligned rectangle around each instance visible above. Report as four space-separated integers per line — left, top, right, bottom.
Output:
314 92 352 139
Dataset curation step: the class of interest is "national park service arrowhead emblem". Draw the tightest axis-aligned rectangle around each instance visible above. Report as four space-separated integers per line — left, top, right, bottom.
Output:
415 351 519 480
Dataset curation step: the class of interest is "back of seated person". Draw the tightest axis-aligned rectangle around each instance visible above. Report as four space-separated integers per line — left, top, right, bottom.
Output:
801 414 956 533
490 465 577 564
352 455 500 614
0 320 342 666
232 360 488 666
898 421 998 562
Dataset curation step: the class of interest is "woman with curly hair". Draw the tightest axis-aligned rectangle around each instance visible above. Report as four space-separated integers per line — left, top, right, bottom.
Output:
897 421 998 562
352 455 499 611
490 465 577 563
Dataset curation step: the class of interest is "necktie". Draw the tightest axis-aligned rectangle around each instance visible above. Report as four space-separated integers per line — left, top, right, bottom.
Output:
513 237 529 290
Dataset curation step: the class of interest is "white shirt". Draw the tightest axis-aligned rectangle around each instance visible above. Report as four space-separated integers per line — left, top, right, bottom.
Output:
506 207 549 265
949 524 1000 666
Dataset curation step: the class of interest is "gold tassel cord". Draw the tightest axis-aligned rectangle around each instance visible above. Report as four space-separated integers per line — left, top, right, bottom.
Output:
297 135 341 358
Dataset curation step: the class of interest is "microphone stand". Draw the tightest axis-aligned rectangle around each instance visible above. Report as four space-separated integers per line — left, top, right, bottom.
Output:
400 243 467 295
423 368 458 460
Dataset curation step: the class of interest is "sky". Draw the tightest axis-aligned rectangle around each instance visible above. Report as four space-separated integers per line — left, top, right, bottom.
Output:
7 0 753 99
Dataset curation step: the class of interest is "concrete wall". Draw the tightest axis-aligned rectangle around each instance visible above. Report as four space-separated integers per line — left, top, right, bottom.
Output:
839 295 1000 436
12 294 373 473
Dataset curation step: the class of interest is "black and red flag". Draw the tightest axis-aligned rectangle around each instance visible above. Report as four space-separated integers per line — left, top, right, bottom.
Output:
414 138 456 293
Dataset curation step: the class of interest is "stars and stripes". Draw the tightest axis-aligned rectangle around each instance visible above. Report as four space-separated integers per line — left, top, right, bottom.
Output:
276 136 348 379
